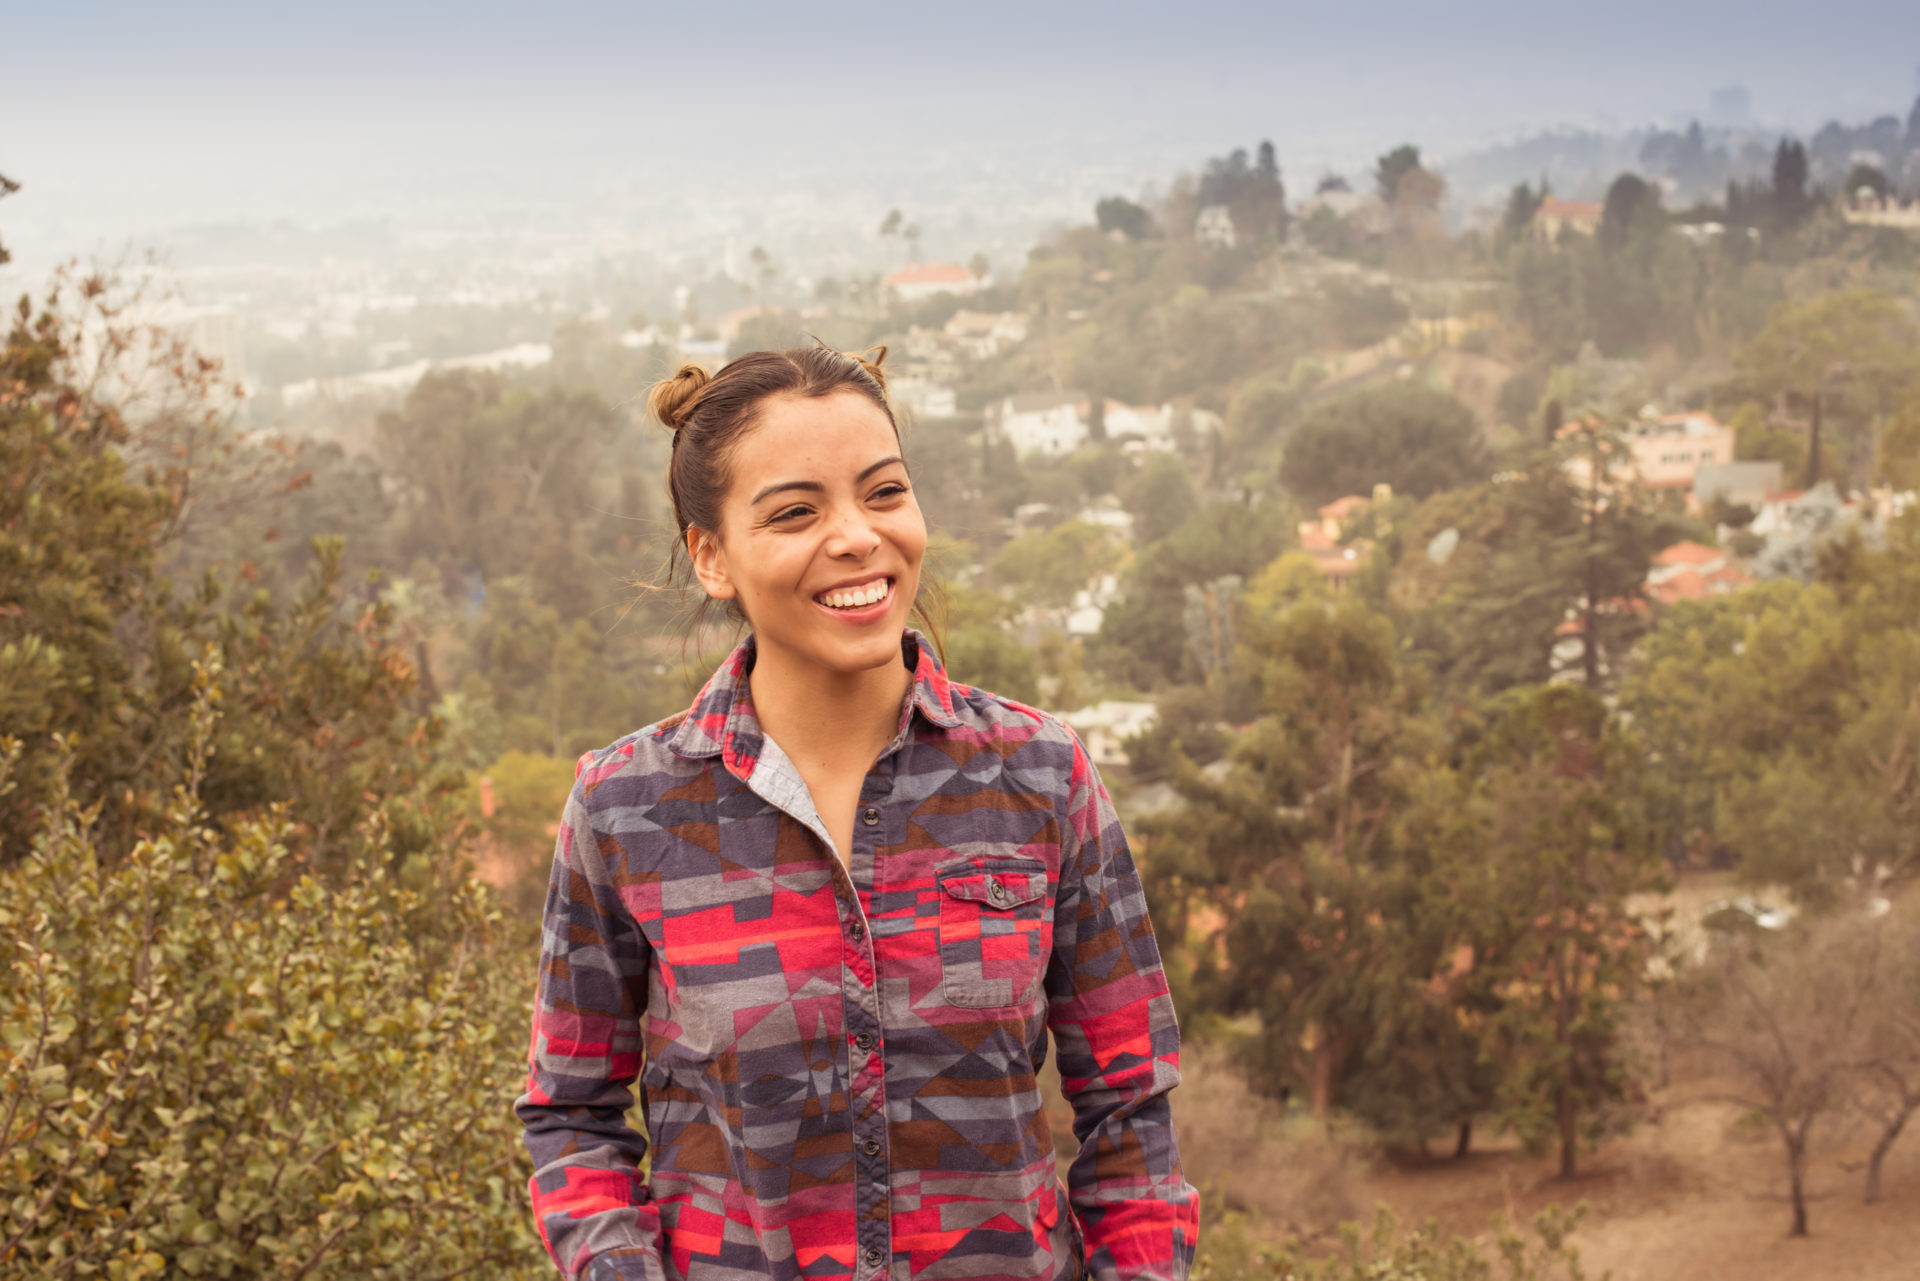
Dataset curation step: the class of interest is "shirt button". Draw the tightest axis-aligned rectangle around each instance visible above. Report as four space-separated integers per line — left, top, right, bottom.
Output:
849 919 866 941
861 806 881 827
855 1032 875 1052
864 1246 884 1267
862 1138 882 1157
988 878 1006 903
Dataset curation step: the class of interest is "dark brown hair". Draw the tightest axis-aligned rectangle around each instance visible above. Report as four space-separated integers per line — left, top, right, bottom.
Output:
644 344 946 657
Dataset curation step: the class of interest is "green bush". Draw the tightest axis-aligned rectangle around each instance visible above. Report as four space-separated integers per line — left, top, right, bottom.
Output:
1195 1203 1598 1281
0 667 544 1280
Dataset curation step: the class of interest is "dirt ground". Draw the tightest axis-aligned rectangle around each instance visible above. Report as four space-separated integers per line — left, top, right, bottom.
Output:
1347 1087 1918 1281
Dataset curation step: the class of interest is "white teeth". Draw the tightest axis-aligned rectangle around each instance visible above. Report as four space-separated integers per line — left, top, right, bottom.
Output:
819 580 889 609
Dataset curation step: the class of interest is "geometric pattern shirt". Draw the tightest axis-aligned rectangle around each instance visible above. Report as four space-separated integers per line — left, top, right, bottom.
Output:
516 628 1198 1281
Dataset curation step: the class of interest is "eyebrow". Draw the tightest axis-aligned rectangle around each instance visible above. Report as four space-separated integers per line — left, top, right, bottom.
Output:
749 455 907 506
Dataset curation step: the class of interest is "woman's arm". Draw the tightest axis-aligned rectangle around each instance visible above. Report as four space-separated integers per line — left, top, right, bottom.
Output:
1044 729 1200 1281
515 778 666 1281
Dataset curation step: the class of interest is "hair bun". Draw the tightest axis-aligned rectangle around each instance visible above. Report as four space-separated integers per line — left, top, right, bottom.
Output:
648 363 712 432
847 344 888 392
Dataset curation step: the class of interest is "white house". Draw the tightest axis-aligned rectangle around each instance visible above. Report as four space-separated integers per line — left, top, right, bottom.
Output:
944 310 1029 358
889 376 957 420
884 261 979 301
1057 699 1158 771
1194 205 1236 248
992 391 1090 457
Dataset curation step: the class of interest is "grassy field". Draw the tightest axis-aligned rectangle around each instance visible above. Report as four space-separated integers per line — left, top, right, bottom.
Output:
1161 1048 1918 1280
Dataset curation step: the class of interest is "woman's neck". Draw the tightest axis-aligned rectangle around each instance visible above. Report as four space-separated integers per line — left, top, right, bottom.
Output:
746 633 914 775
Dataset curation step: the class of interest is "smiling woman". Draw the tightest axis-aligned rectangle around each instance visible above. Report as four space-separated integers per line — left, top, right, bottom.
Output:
517 345 1198 1281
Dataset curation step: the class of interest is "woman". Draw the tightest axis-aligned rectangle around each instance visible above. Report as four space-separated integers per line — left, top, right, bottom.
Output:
517 346 1197 1281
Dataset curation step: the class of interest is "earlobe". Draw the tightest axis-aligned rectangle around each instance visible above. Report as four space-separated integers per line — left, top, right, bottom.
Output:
687 528 736 600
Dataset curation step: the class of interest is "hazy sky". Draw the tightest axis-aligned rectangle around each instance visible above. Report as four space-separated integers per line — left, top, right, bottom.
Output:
4 1 1918 265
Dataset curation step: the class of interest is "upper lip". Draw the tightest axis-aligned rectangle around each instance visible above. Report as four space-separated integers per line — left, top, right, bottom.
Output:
812 573 893 596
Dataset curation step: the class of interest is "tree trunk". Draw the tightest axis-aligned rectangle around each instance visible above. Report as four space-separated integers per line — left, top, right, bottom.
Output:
1787 1137 1809 1237
1310 1036 1339 1118
1453 1118 1472 1160
1558 1082 1578 1179
1804 394 1823 490
1866 1104 1913 1205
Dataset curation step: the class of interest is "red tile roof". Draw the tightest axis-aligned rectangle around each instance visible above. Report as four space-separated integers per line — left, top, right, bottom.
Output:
1653 540 1723 567
1318 495 1370 521
1537 198 1602 219
885 261 975 286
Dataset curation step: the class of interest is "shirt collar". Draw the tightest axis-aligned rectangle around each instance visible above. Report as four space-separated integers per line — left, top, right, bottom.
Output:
663 627 962 779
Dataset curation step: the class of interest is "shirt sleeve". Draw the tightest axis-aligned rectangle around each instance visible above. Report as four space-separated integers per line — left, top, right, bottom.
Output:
515 776 667 1281
1044 728 1200 1281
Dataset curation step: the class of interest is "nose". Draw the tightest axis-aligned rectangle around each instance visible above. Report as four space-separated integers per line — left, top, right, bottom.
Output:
824 501 882 559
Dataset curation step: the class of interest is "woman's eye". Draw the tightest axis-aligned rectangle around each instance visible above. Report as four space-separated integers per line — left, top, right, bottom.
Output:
769 505 813 524
871 483 909 501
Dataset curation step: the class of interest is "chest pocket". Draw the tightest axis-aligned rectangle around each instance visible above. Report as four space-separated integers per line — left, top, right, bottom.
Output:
935 857 1051 1009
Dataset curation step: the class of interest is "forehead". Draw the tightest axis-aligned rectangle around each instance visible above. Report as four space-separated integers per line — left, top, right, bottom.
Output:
729 390 902 489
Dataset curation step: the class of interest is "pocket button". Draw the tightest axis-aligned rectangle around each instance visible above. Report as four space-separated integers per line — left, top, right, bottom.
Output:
988 877 1006 903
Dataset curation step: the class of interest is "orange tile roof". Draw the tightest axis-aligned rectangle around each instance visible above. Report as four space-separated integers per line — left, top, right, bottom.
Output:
1537 198 1602 218
1653 540 1723 566
1318 495 1370 521
885 261 974 286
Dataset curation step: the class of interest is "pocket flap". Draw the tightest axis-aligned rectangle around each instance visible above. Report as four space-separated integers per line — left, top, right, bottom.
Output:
940 864 1047 908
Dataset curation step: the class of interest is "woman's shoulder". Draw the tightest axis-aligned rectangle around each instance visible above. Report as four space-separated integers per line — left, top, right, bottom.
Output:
939 680 1095 776
568 711 710 807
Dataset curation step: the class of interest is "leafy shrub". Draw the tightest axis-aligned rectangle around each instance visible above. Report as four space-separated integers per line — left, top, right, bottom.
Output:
1195 1204 1597 1281
0 667 544 1280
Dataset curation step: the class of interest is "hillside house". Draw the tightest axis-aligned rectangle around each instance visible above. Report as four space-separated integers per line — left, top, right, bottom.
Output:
1693 460 1784 511
884 261 979 301
944 310 1029 358
1560 411 1737 493
1533 198 1603 240
1058 699 1158 772
1194 205 1236 248
1646 540 1752 605
991 391 1090 457
1296 491 1384 591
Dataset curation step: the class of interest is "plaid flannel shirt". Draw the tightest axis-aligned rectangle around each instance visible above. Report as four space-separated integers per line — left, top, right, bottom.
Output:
517 629 1197 1281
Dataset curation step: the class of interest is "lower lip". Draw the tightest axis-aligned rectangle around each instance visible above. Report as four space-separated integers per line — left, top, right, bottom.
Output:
812 580 895 625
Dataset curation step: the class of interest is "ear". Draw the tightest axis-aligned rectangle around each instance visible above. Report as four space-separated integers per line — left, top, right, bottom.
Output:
687 526 736 601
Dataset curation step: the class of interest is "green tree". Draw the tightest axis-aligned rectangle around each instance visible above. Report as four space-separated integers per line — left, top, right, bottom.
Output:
1375 145 1423 202
1153 573 1436 1117
1397 430 1684 696
990 519 1122 609
1433 684 1661 1179
1279 382 1488 505
1095 501 1290 688
1119 451 1198 544
0 683 543 1279
1734 289 1920 489
1095 195 1154 240
1623 519 1920 906
1502 180 1545 235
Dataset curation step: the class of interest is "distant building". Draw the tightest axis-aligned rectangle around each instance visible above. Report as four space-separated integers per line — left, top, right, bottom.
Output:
990 391 1090 457
1693 460 1783 511
943 309 1029 358
884 261 979 301
1560 411 1736 493
1057 699 1158 772
1296 490 1386 591
1646 541 1753 606
1532 198 1603 240
1842 192 1920 231
1194 205 1237 248
888 376 957 420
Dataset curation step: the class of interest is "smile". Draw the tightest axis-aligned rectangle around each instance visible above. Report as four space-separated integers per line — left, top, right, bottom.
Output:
812 576 894 616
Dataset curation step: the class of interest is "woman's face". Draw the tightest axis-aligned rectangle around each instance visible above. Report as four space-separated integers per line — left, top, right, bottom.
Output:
689 389 926 678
